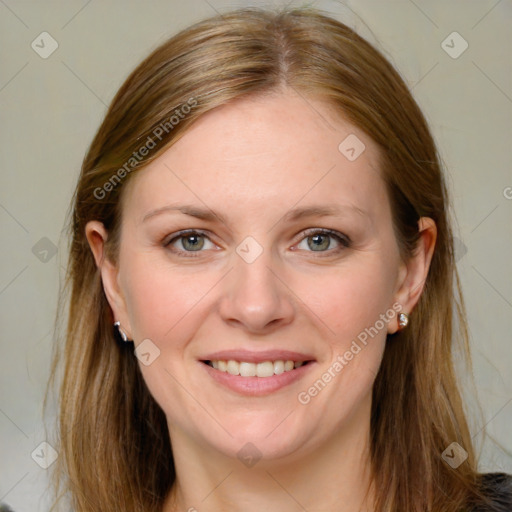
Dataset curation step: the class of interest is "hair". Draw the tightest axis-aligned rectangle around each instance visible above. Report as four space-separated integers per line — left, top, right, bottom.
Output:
47 6 494 512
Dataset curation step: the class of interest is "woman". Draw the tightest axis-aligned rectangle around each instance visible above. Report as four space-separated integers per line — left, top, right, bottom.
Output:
48 6 511 512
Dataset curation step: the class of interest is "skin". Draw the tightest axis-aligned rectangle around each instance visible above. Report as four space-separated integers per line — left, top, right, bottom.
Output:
86 90 436 512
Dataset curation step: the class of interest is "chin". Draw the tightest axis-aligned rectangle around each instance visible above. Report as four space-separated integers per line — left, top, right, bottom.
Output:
193 406 332 465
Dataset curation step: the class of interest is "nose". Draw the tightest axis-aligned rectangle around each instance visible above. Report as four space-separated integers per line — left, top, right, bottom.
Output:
218 248 295 334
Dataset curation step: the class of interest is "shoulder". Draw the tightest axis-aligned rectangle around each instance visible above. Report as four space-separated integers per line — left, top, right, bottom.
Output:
471 472 512 512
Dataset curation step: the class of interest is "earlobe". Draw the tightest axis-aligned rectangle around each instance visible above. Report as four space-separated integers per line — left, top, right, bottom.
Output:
389 217 437 333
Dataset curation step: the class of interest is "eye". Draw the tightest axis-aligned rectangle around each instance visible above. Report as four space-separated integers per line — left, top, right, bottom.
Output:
165 230 216 256
295 228 350 254
164 228 350 258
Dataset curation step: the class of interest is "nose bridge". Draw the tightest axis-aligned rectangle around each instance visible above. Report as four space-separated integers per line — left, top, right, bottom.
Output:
219 238 294 331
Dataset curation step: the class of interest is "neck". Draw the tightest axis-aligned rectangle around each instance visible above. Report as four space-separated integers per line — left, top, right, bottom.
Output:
162 396 375 512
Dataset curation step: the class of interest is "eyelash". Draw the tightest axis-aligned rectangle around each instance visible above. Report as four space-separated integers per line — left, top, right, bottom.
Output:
164 228 351 258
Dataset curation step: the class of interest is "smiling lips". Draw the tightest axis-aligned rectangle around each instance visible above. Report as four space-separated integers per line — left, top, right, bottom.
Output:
200 350 315 395
201 355 315 395
205 359 306 377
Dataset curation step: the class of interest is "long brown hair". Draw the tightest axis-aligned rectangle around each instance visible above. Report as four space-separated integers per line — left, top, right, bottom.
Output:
48 6 490 511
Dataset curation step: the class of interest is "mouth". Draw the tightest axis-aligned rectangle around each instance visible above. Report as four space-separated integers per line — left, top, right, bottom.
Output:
202 359 313 377
199 351 316 396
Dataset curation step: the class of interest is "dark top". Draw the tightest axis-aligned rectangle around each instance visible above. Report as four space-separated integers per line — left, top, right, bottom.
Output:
471 472 512 511
0 472 510 511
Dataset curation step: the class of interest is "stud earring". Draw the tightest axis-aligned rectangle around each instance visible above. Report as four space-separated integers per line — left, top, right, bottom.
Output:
398 312 409 329
114 321 131 342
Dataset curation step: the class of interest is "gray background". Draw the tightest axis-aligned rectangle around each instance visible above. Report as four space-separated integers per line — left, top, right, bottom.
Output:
0 0 511 510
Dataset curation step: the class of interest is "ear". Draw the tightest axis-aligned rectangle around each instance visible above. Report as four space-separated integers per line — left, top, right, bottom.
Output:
85 220 133 339
388 217 437 334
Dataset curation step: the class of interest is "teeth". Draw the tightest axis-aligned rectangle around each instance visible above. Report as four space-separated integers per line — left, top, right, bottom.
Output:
207 359 306 377
256 361 274 377
239 362 256 377
226 360 239 375
273 360 284 375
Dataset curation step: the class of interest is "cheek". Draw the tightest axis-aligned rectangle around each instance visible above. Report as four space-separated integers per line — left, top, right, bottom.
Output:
296 259 397 345
294 268 393 409
119 254 217 427
292 257 396 396
120 253 220 342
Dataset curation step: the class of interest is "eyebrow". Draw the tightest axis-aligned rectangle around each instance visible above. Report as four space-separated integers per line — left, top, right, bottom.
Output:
142 203 367 225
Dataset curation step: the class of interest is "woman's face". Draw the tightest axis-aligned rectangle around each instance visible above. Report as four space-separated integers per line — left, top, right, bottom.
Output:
99 91 415 461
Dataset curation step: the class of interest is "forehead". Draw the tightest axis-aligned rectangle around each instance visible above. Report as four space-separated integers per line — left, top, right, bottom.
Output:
122 91 388 224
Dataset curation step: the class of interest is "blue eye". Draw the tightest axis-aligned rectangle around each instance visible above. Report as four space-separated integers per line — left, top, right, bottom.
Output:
164 228 350 257
296 228 351 253
165 230 214 256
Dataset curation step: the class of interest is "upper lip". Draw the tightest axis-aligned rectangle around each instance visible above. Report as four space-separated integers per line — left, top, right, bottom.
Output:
201 349 316 364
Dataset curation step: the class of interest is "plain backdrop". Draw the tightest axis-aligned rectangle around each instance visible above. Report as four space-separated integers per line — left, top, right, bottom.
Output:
0 0 511 510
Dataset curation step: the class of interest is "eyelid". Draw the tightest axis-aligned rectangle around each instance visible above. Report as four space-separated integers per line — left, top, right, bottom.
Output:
164 228 211 245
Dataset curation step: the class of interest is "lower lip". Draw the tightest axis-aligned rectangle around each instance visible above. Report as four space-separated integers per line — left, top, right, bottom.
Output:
200 361 315 396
